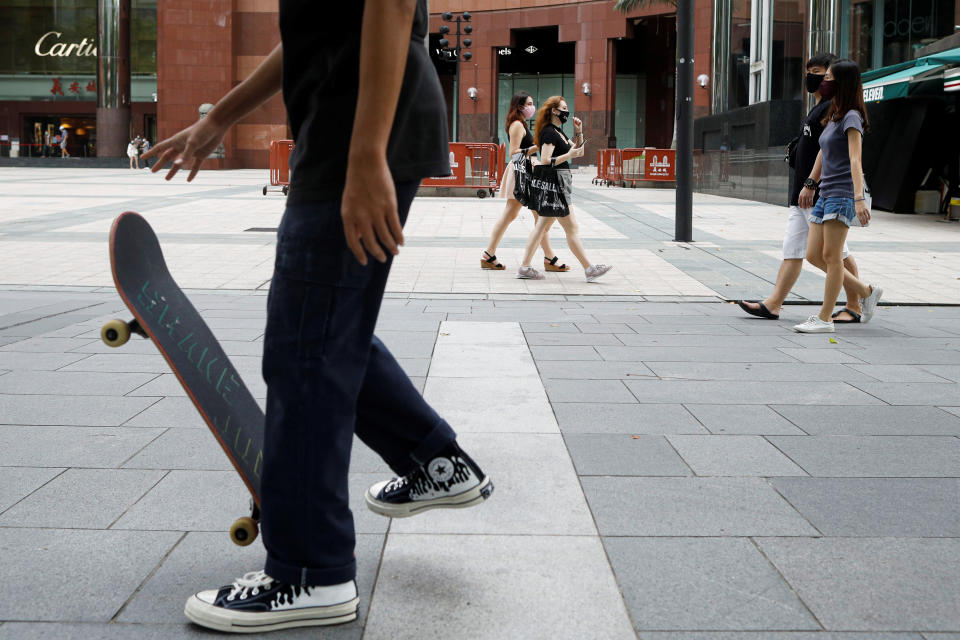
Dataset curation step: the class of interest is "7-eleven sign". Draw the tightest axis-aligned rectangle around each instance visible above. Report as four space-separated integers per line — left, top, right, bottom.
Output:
945 68 960 93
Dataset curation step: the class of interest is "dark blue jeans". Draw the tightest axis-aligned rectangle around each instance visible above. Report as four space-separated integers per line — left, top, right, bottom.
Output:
260 181 456 586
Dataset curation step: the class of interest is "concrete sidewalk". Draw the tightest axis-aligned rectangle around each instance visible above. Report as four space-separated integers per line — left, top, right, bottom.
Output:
0 167 959 638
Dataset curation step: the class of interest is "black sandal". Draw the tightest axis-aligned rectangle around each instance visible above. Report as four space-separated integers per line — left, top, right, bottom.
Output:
544 256 571 272
737 300 780 320
481 251 505 270
831 308 862 323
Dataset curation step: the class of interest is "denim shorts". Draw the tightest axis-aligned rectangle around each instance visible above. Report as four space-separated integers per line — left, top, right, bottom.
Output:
808 196 856 227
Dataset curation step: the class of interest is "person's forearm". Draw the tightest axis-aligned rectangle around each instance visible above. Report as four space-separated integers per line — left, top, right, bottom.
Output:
348 0 417 162
851 161 864 198
807 152 823 182
207 43 283 129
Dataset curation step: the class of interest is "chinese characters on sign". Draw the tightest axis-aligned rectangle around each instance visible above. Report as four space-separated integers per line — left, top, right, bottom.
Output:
50 77 97 98
644 149 676 182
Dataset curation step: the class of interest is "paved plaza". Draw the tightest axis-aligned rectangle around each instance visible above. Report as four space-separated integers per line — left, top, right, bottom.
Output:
1 167 959 638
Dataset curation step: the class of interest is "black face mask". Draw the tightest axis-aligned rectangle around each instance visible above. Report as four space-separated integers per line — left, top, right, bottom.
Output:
555 109 570 124
805 73 825 94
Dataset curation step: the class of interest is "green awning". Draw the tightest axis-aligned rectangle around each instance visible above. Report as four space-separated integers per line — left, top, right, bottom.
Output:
862 63 945 102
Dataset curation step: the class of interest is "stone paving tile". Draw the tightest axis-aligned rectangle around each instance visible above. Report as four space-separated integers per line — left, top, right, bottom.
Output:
598 345 798 362
846 381 960 405
667 435 808 476
776 348 868 364
755 537 960 631
529 345 602 360
0 337 95 352
57 353 170 373
429 343 540 376
424 377 558 433
843 347 960 365
767 435 960 477
605 537 818 631
0 370 158 396
364 534 635 640
770 405 960 435
771 477 960 536
625 380 884 405
0 468 165 529
0 528 182 621
920 365 960 383
0 352 89 371
534 359 657 379
121 397 206 429
647 362 876 382
582 477 818 536
391 433 596 535
117 530 381 635
553 402 708 434
0 622 327 639
113 470 389 535
0 467 64 513
0 394 158 426
121 428 233 471
616 333 797 347
684 404 806 435
940 406 960 419
637 633 923 639
564 434 692 476
519 321 579 333
544 378 638 403
575 322 635 333
847 364 956 382
625 322 748 335
0 425 164 467
523 332 624 346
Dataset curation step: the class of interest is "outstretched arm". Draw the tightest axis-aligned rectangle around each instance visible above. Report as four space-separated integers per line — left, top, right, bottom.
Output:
144 42 284 182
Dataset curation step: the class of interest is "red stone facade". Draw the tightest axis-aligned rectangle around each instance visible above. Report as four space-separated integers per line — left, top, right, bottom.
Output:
157 0 286 169
156 0 712 168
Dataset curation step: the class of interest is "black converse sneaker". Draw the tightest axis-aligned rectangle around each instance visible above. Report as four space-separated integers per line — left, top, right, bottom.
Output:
184 570 359 633
365 442 493 518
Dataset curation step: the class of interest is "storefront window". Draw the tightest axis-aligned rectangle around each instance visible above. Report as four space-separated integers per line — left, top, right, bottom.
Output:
848 0 956 71
770 0 806 101
0 0 156 101
729 0 752 109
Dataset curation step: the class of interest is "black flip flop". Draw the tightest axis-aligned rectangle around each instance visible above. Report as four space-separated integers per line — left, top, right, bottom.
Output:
831 308 862 323
737 300 780 320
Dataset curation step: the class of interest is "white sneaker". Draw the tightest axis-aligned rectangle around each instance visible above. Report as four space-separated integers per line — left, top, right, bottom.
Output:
517 266 545 280
860 285 883 323
793 315 835 333
585 264 613 282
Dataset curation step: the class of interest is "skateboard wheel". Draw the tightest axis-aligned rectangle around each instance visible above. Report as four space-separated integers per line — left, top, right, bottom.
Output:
230 517 259 546
262 186 268 196
101 319 131 347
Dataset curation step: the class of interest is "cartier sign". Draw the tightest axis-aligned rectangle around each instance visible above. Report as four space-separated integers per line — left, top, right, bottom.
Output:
34 32 98 57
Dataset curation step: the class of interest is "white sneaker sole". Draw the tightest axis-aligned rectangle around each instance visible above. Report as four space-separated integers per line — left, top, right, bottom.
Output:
365 476 494 518
586 266 613 282
184 594 359 633
793 324 835 333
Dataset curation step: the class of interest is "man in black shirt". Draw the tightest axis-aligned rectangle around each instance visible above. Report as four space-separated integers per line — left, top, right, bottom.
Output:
144 1 493 633
737 53 863 322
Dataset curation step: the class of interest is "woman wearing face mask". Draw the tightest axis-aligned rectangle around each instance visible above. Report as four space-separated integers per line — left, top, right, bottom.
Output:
481 92 569 272
795 59 882 333
516 96 612 282
736 52 863 323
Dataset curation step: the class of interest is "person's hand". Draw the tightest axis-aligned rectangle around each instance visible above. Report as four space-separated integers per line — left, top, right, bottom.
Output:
570 145 585 159
572 116 582 132
142 116 229 182
855 199 870 226
526 144 538 156
341 154 404 266
798 186 815 208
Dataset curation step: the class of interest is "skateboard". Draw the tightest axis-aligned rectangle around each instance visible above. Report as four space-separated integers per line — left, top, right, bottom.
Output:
101 212 264 547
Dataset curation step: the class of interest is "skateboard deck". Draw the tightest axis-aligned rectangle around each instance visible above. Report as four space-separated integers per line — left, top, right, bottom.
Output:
102 212 265 545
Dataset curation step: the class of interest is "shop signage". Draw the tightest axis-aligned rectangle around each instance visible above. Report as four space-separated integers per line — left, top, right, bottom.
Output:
945 69 960 93
644 149 676 181
34 32 98 58
863 86 884 102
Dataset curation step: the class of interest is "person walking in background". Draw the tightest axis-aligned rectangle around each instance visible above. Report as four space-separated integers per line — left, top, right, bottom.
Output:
481 91 569 273
41 129 51 158
517 96 612 282
127 137 140 170
737 53 864 323
794 59 882 333
143 1 492 633
140 137 151 168
58 126 69 157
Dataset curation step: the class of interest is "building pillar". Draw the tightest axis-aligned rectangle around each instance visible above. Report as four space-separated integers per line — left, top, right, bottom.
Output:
711 0 730 113
808 0 839 61
96 0 131 157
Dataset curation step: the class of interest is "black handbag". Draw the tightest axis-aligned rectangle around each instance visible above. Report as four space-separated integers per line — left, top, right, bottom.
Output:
512 154 533 207
529 162 569 217
785 135 800 168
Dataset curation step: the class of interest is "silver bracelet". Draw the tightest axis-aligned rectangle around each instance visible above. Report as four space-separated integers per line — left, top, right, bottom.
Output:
854 197 865 202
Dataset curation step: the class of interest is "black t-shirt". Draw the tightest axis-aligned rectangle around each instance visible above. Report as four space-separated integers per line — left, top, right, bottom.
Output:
279 1 450 204
538 124 572 169
519 128 534 151
790 99 831 207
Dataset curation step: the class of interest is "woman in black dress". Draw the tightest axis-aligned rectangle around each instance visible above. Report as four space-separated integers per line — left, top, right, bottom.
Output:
481 91 569 272
517 96 612 282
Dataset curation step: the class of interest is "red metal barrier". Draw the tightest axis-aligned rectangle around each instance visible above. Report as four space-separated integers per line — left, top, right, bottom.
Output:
620 148 678 186
263 139 294 196
593 148 623 187
422 142 501 198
